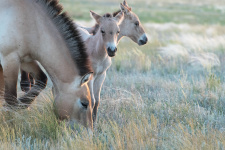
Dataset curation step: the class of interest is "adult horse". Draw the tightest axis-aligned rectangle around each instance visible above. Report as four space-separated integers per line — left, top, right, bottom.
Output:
0 0 93 129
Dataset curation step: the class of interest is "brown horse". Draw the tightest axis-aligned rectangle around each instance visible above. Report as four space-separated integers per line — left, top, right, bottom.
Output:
0 0 93 129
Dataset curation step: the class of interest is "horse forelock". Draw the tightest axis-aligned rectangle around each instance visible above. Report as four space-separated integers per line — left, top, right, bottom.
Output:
92 12 113 35
36 0 93 76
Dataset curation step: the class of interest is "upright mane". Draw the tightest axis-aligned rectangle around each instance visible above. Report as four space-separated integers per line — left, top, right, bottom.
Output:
37 0 92 76
103 13 113 18
112 10 121 17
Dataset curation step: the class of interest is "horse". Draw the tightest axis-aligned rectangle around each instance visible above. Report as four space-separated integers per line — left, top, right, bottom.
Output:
77 1 148 123
77 11 124 123
80 0 148 46
0 0 93 129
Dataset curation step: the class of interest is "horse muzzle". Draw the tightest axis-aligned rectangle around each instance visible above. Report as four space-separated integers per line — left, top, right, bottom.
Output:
107 47 117 57
138 34 148 46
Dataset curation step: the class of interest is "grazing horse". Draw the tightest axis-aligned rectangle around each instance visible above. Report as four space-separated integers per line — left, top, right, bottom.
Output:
77 11 124 123
0 0 93 129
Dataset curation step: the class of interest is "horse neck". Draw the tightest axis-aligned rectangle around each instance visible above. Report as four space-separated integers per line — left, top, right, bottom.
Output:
117 21 127 43
34 4 79 85
117 31 124 43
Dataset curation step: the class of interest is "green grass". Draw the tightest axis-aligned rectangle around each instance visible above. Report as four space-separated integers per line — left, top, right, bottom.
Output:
62 0 225 25
0 0 225 149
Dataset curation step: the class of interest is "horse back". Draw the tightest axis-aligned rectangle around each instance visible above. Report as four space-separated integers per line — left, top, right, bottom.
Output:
0 0 40 58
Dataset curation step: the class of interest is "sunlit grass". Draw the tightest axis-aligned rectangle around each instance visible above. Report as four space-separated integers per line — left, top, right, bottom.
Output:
0 0 225 149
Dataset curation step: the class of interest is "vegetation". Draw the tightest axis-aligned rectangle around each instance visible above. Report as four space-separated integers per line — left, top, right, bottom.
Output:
0 0 225 149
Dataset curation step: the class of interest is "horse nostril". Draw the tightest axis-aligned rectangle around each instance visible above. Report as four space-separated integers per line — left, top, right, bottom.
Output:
107 47 117 52
141 40 145 44
107 47 116 57
139 39 147 45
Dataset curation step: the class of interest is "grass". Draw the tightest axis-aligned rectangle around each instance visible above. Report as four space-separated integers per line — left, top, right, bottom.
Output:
63 0 225 25
0 0 225 149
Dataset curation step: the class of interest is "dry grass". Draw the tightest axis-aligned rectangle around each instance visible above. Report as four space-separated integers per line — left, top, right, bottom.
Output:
0 0 225 149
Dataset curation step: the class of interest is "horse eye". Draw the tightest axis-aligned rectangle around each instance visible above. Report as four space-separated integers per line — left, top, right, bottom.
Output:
101 30 105 34
81 101 88 109
117 31 120 34
135 21 139 26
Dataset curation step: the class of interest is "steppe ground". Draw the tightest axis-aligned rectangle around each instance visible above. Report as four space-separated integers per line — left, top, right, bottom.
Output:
0 0 225 149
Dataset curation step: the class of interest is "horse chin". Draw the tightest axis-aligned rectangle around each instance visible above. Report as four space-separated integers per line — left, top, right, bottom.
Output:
107 51 116 57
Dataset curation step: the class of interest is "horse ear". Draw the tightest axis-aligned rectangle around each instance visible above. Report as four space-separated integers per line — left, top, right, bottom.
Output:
114 11 124 24
120 3 131 14
80 72 93 86
123 0 132 11
90 11 101 24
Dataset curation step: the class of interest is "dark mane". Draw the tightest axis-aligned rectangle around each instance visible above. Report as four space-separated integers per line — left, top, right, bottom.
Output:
113 10 121 17
92 24 100 35
37 0 92 76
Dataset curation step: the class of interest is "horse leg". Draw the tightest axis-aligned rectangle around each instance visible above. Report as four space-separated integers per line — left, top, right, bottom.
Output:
29 74 35 87
19 61 47 107
93 72 106 124
0 65 5 98
20 70 32 92
88 78 96 109
1 55 20 106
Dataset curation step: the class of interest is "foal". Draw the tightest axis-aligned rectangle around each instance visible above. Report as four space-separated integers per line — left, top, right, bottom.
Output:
77 11 124 123
77 1 148 123
81 1 148 46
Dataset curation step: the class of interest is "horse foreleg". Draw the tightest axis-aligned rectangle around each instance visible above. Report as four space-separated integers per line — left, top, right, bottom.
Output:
93 72 106 124
20 70 32 92
88 78 95 109
0 65 5 99
29 74 35 87
19 61 47 107
1 55 20 106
